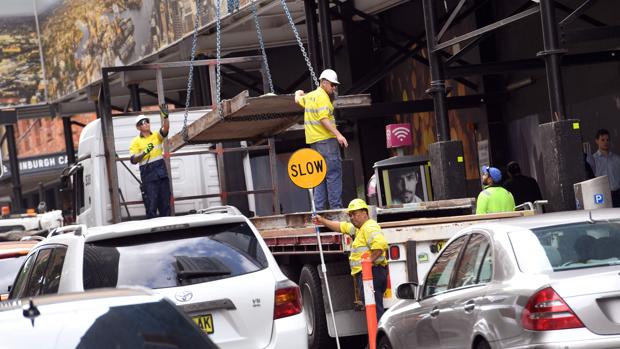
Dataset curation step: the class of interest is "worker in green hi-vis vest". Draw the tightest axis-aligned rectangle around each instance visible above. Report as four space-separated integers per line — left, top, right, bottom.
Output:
476 165 515 214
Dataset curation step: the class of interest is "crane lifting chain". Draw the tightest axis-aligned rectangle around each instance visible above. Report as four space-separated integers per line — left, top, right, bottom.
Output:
181 0 317 141
181 0 204 142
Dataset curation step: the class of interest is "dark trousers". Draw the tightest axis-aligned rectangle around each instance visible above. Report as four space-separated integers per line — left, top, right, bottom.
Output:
355 265 388 321
612 190 620 208
142 178 171 218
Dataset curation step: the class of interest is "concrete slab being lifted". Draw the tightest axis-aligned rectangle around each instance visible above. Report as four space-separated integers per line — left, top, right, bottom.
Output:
168 90 371 152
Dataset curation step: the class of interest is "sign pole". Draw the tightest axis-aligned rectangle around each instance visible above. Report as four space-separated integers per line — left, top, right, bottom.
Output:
308 188 341 349
287 148 341 349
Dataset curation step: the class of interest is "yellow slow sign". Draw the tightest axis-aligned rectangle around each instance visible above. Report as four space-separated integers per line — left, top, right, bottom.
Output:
287 148 327 189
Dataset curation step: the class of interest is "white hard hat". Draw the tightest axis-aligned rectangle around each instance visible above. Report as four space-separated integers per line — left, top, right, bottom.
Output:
135 115 149 126
319 69 339 84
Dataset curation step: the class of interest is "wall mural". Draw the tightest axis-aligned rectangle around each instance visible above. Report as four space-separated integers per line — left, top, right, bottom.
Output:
0 15 45 106
0 0 249 107
384 51 486 181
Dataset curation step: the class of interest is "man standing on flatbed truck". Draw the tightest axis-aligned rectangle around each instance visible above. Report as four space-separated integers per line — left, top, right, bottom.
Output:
312 199 389 321
129 106 171 218
295 69 348 210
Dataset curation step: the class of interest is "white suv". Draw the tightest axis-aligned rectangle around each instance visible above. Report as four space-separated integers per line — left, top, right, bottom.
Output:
9 207 308 349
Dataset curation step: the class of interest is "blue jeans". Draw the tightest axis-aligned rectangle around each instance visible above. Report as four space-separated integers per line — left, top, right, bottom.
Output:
356 265 388 321
310 138 342 210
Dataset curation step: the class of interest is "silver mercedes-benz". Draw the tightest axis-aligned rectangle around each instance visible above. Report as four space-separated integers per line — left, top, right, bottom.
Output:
377 209 620 349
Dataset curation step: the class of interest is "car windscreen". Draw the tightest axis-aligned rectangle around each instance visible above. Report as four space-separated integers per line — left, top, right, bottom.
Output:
0 256 27 294
83 222 269 290
513 221 620 272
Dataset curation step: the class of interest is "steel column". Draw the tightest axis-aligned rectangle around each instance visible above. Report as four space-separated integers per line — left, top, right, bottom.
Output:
422 0 450 142
539 0 567 121
5 124 22 212
304 0 322 71
62 117 76 165
268 137 281 214
318 0 335 69
129 84 141 111
99 70 122 223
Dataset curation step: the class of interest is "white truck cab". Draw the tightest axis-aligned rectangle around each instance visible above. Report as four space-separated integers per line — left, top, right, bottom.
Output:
65 111 221 227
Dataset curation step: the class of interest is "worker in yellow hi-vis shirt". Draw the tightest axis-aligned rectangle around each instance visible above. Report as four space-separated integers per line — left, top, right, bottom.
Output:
129 105 171 218
313 198 388 321
295 69 348 210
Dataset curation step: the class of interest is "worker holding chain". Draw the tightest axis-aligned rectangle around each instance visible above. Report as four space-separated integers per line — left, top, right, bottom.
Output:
295 69 348 210
129 105 171 218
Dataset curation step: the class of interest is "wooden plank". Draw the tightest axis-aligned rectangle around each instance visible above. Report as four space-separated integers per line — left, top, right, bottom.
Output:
168 91 248 152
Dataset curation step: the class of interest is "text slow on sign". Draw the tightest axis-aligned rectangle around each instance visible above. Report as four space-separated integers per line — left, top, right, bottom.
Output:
287 148 327 189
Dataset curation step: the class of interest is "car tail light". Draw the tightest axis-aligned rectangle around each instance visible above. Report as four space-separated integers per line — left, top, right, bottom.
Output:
389 245 400 260
274 280 302 320
521 287 584 331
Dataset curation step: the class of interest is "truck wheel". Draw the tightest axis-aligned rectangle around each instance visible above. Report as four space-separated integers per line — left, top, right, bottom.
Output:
378 336 393 349
299 264 333 349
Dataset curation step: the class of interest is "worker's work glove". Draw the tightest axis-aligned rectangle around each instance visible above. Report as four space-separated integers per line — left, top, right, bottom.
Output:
144 143 154 155
159 104 169 119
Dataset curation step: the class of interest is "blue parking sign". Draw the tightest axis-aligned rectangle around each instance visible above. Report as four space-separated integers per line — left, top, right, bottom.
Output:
594 194 604 204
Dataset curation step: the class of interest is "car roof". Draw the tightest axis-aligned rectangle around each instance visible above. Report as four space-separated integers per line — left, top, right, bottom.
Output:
491 208 620 230
84 212 248 242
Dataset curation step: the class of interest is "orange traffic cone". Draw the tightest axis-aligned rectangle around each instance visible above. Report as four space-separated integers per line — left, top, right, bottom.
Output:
361 252 377 349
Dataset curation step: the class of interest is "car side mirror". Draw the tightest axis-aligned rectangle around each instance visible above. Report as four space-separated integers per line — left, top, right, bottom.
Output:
396 282 419 300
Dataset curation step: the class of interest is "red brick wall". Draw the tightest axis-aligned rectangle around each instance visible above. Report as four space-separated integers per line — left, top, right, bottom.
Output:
15 114 96 157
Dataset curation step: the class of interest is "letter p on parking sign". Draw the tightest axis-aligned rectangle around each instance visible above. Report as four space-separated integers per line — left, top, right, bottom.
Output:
287 148 327 189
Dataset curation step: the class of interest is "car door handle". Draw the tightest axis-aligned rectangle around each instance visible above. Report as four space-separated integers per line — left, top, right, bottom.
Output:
463 300 475 313
429 307 440 317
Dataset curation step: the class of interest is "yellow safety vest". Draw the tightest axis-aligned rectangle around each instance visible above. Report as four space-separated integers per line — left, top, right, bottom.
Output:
340 219 388 275
129 131 165 166
298 87 336 144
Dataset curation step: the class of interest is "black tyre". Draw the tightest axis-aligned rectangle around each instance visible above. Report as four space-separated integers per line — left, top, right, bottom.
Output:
299 264 333 349
377 336 393 349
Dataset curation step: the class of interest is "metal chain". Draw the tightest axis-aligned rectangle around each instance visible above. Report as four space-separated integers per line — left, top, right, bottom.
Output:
251 0 274 94
279 0 319 88
181 0 204 142
216 0 223 119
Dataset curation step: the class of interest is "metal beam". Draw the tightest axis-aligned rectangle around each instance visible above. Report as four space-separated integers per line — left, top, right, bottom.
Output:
437 0 467 42
446 49 620 77
99 73 122 223
556 1 605 27
446 0 534 65
339 93 506 119
318 0 335 69
129 84 141 111
539 0 567 121
304 0 322 71
559 0 599 27
62 117 76 165
434 6 540 52
6 124 22 212
422 0 450 142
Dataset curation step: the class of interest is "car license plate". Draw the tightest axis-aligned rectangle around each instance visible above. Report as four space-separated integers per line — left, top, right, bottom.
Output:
193 314 214 334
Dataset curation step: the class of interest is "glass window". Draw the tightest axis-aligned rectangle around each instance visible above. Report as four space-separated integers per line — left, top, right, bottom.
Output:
24 249 53 297
512 221 620 272
83 222 269 290
423 236 467 298
7 254 36 299
452 233 491 288
42 247 67 294
0 255 29 294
